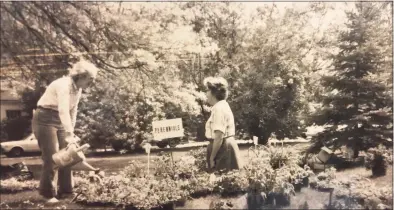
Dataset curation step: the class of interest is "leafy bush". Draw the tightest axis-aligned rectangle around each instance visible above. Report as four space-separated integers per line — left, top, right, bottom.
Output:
0 178 38 193
214 170 249 196
76 76 203 151
188 147 207 171
276 164 313 186
153 152 199 180
0 117 31 141
365 145 392 177
209 199 234 210
183 172 215 197
0 120 8 141
259 146 302 169
309 167 337 191
76 174 188 209
121 160 148 178
176 156 199 179
1 176 85 194
74 149 310 208
332 175 393 209
153 153 176 179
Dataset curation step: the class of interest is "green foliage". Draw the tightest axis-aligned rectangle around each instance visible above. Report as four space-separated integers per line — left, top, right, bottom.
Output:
0 178 38 193
259 146 302 169
0 117 31 141
326 174 393 209
188 147 207 170
2 2 390 151
214 170 249 196
0 120 8 141
309 167 337 190
74 148 314 208
365 145 392 177
310 2 393 153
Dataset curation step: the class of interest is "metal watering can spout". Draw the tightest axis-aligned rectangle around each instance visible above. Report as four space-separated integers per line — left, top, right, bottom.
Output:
52 143 90 169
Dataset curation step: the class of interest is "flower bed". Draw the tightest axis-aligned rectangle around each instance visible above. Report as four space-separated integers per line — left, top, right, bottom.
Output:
0 178 39 193
73 146 315 209
309 167 393 209
0 175 86 194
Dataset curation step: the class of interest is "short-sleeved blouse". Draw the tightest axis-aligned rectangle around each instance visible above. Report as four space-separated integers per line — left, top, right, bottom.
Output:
205 100 235 139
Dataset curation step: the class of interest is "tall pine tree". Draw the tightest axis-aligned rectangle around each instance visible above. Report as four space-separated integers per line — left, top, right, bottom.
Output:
310 2 393 155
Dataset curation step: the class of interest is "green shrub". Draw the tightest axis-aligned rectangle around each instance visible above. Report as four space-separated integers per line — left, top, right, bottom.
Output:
183 172 215 196
258 146 301 169
365 145 392 177
0 178 38 193
74 150 307 208
75 77 203 151
0 120 8 141
121 160 147 178
1 117 31 141
309 167 337 190
332 175 393 209
188 147 207 171
214 170 249 196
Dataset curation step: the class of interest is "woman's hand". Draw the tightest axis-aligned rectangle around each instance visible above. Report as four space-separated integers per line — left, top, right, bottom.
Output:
65 132 77 145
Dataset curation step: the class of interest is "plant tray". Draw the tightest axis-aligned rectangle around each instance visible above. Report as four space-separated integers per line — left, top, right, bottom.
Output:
317 187 334 192
78 200 178 210
190 189 213 198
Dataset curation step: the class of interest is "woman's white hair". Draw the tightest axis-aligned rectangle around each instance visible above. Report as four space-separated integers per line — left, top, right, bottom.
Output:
69 59 99 78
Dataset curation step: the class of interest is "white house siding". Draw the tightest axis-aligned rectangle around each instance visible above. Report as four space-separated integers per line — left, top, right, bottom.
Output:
0 100 24 121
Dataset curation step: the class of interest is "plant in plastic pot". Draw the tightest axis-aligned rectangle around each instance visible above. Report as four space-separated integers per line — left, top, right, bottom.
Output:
365 145 391 177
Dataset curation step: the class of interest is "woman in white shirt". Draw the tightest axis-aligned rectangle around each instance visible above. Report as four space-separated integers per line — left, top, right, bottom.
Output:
32 59 98 203
204 77 243 172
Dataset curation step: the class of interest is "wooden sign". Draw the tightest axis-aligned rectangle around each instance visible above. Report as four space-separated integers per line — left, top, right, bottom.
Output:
152 118 184 140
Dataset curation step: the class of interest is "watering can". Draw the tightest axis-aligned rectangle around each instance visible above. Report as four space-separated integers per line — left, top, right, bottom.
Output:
52 143 90 169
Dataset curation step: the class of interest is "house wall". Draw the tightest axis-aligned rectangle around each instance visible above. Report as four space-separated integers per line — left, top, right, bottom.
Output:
0 100 24 121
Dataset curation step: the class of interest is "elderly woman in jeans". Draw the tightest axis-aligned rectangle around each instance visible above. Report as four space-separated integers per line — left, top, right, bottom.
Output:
32 60 98 203
204 77 243 172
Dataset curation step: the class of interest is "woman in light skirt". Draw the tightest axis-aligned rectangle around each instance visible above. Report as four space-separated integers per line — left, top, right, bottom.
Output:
204 77 243 172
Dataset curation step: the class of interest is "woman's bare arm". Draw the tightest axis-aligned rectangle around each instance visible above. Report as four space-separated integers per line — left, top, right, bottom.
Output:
210 130 224 162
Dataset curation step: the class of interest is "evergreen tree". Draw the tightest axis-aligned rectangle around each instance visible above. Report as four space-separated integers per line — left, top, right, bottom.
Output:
310 2 393 154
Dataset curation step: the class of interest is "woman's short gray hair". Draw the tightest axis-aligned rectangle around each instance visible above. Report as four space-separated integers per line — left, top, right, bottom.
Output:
69 59 99 78
203 76 229 100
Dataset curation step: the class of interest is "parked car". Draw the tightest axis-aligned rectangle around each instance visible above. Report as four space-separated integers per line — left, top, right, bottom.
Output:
1 134 80 157
155 137 182 148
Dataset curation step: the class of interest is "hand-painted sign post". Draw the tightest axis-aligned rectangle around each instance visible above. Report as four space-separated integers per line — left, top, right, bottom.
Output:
143 143 152 176
152 118 184 140
152 118 184 167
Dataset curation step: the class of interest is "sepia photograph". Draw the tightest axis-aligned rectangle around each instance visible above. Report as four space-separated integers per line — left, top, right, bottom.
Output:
0 1 392 209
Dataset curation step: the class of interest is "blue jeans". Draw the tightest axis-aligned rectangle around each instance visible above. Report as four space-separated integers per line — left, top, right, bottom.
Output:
32 108 73 198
